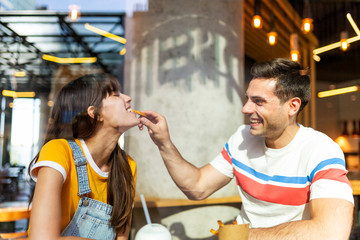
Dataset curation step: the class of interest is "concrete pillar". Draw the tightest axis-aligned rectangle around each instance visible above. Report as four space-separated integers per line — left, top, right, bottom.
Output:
124 0 245 238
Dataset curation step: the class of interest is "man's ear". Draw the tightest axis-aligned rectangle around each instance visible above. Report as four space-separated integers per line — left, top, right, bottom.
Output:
288 97 301 117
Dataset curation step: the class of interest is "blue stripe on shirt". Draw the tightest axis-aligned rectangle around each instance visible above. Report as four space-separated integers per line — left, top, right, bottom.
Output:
225 143 345 185
308 158 345 182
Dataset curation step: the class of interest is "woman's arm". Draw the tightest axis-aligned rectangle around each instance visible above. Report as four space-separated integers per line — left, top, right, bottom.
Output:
29 167 90 240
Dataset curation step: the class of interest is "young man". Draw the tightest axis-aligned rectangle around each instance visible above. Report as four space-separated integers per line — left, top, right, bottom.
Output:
139 58 354 239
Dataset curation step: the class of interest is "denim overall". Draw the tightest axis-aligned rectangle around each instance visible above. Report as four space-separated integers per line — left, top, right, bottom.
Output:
61 140 116 240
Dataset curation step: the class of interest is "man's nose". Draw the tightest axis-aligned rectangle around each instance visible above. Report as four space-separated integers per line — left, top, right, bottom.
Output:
242 101 253 114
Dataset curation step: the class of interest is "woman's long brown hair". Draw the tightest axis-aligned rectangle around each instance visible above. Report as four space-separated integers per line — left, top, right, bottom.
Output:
28 73 135 234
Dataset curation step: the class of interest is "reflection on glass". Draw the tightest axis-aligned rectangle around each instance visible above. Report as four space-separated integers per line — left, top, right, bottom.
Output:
10 98 41 167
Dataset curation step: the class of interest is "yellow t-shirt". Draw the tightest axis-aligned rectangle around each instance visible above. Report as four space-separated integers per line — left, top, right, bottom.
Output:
31 138 137 232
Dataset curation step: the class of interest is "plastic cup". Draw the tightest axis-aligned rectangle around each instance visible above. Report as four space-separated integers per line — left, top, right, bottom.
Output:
135 223 172 240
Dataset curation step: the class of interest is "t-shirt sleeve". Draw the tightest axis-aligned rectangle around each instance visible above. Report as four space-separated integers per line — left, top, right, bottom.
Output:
30 139 72 183
308 141 354 204
210 145 234 179
210 126 248 179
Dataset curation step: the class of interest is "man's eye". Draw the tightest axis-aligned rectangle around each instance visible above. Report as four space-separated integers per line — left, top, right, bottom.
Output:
254 99 264 104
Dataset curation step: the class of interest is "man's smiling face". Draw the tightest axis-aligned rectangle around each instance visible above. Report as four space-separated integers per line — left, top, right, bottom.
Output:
241 78 290 141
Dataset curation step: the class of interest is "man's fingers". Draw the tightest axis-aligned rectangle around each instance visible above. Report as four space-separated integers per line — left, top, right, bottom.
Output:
139 116 155 129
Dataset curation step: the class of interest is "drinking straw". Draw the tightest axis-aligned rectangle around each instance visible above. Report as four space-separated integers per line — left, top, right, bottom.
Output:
140 194 152 225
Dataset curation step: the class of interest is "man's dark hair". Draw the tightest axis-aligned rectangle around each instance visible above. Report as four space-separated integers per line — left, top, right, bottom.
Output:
250 58 310 113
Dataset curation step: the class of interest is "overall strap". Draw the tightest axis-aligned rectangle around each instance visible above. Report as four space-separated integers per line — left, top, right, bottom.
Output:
67 140 91 196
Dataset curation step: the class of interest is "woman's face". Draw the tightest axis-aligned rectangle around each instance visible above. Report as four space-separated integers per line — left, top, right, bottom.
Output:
99 91 140 133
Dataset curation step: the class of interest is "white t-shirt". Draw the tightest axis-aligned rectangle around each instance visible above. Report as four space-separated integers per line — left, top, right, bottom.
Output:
210 124 354 228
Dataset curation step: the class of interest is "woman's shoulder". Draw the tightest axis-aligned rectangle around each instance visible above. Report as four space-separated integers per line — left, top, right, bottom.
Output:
43 138 71 148
39 139 74 165
32 139 74 182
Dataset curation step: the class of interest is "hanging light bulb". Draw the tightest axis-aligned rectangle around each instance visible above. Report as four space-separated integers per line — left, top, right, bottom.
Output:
252 0 262 29
252 15 263 29
340 31 349 51
267 32 277 46
301 0 313 33
267 13 277 46
69 4 80 21
290 33 300 62
301 18 313 33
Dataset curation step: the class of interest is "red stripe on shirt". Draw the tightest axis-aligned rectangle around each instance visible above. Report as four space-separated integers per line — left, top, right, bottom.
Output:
221 147 232 165
312 168 352 188
234 169 310 206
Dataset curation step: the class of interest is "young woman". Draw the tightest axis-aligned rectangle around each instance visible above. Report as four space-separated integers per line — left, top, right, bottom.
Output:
29 73 139 239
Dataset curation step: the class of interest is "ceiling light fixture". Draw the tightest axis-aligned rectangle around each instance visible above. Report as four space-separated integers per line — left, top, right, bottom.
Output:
2 90 35 98
290 33 300 62
252 0 262 29
340 31 349 51
313 13 360 58
69 5 80 21
13 71 26 77
268 32 277 46
42 54 97 64
120 48 127 55
85 23 127 44
313 54 321 62
301 0 313 33
317 86 359 98
347 13 360 36
267 12 277 46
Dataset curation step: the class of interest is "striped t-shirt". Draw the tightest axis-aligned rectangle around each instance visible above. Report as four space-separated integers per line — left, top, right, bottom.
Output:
210 124 354 228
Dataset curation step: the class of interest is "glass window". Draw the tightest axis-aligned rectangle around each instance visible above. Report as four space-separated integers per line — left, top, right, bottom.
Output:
10 98 41 167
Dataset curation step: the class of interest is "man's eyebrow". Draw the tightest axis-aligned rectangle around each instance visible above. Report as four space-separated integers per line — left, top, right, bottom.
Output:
249 95 265 100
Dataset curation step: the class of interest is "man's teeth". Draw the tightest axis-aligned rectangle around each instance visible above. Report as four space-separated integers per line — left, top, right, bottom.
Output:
250 119 262 124
127 109 133 112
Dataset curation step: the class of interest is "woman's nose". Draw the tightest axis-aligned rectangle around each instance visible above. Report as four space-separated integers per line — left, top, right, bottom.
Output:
122 94 132 103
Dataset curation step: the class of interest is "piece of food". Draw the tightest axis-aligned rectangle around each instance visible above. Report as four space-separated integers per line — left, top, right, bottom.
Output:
132 109 146 116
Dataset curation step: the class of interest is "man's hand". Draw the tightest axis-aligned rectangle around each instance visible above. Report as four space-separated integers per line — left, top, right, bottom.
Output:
138 111 171 148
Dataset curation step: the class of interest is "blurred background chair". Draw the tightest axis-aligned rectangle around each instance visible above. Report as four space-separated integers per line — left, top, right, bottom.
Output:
0 202 31 239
